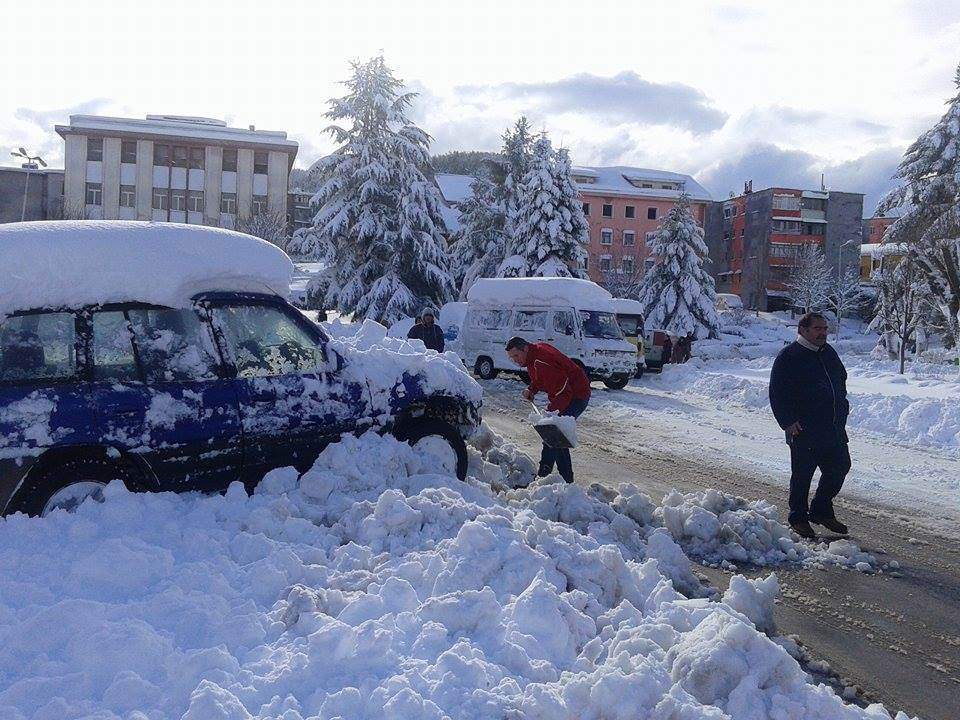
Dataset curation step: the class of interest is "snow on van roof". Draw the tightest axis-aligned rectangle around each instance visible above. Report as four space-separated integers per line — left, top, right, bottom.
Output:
467 277 615 309
611 298 645 315
0 221 294 317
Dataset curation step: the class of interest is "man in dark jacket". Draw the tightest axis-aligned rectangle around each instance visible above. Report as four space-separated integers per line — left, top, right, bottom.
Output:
407 308 444 352
506 336 591 484
769 312 851 539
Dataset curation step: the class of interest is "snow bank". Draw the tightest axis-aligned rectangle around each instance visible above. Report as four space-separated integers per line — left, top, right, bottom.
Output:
0 431 914 720
0 221 294 318
467 277 616 310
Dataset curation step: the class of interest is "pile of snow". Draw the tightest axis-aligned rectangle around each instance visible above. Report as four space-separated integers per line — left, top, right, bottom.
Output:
467 277 616 311
0 221 294 318
0 431 914 719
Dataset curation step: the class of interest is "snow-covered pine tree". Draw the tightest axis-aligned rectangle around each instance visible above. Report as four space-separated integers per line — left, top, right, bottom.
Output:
294 55 453 324
880 63 960 349
499 136 588 277
449 175 506 298
638 194 720 339
500 117 534 242
785 243 831 313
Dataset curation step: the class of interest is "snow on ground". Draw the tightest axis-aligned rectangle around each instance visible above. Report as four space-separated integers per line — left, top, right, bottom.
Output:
0 431 914 720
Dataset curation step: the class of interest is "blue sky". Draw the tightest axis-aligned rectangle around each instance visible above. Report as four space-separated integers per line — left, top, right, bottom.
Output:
3 0 959 213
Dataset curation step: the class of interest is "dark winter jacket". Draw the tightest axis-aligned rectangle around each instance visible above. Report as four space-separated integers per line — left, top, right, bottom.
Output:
769 340 850 448
525 343 591 412
407 322 445 352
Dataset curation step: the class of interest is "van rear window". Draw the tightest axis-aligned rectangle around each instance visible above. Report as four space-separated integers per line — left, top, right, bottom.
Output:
471 309 509 329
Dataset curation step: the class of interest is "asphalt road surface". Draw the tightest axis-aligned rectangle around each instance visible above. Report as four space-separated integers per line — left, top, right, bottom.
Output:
482 380 960 720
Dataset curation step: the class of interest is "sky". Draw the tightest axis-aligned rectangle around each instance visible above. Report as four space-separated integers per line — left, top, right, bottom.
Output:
3 0 960 214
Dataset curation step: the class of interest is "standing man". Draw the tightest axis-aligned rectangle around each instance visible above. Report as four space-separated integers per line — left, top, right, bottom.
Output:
407 308 445 352
769 312 851 539
505 336 591 484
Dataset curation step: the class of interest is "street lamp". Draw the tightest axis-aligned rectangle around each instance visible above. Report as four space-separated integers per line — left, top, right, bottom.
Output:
11 148 47 222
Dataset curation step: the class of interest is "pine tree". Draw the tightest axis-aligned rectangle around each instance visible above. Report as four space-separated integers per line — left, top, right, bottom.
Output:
785 244 831 313
449 175 506 298
638 194 721 339
293 55 453 324
880 62 960 349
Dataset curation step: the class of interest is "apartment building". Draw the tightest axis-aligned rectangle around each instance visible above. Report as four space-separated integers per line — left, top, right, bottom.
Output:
570 166 712 283
56 115 298 228
704 184 864 311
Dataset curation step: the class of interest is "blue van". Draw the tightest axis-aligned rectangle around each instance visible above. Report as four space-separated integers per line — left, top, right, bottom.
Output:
0 223 480 516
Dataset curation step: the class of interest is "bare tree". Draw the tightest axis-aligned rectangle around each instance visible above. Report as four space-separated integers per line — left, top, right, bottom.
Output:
597 257 646 299
785 243 831 313
827 266 864 339
237 210 290 250
870 253 931 374
60 200 90 220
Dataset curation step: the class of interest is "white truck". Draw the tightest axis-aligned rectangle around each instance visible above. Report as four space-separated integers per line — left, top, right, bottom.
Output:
460 277 637 389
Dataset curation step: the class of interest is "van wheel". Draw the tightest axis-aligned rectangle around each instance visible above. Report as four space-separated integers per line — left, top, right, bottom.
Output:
394 418 469 481
10 457 132 517
603 374 630 390
475 356 498 380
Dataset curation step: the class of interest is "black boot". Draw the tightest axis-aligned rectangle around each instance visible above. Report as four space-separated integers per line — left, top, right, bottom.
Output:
810 515 848 535
790 519 817 540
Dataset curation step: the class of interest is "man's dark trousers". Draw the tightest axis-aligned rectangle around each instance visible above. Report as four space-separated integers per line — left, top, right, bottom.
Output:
788 439 851 524
539 397 589 483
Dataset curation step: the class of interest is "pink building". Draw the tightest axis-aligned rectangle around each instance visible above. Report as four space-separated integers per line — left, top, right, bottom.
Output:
570 166 712 284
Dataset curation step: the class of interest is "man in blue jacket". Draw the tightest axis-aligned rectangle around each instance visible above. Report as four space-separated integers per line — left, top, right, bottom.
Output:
769 312 851 540
407 308 445 352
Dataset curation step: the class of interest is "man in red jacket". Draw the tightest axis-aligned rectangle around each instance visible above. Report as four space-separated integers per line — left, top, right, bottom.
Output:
506 336 591 484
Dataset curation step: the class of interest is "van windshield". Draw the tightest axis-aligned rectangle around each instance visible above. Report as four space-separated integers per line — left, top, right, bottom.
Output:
579 310 623 339
617 315 641 336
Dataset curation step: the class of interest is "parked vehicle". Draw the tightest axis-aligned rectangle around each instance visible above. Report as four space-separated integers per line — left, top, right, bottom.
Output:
460 278 636 389
643 329 673 371
715 293 744 312
0 221 481 516
611 298 646 378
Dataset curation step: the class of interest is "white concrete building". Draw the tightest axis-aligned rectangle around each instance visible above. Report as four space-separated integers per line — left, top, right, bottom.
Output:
56 115 298 228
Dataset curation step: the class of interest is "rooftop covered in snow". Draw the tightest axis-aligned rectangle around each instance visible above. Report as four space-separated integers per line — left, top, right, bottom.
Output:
0 221 294 317
570 165 713 202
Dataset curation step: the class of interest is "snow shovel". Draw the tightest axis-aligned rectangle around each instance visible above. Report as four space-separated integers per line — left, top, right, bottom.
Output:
528 401 577 449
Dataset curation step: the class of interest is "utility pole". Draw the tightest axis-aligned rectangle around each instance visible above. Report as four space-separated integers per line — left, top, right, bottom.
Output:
11 148 47 222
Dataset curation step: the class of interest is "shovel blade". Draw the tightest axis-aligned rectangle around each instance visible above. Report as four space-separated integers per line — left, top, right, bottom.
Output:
534 423 574 449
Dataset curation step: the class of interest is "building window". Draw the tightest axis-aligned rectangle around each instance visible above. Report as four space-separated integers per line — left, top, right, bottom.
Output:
86 138 103 161
802 197 827 212
582 257 589 271
154 144 170 166
645 258 655 270
189 147 204 170
602 203 613 218
772 219 801 233
582 202 590 216
647 207 657 220
599 257 612 272
152 188 168 210
625 205 635 219
170 189 187 212
120 141 137 164
254 151 268 174
600 229 613 245
772 194 800 211
119 185 136 207
645 231 657 244
723 204 734 218
187 190 204 212
252 195 268 214
222 148 238 172
221 192 237 214
805 223 826 236
172 146 189 169
770 243 801 259
622 257 635 274
85 182 102 205
623 230 635 246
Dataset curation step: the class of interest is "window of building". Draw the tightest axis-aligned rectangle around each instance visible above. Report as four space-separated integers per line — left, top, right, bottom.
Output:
171 146 189 168
222 148 238 172
602 203 613 218
623 230 635 246
170 189 187 212
152 188 168 210
582 202 590 216
153 144 170 166
805 223 826 236
625 205 635 219
599 257 612 272
187 190 204 213
252 195 268 214
120 141 137 164
772 194 800 211
622 257 635 274
189 147 204 170
600 229 613 245
801 197 827 212
642 183 653 188
221 192 237 214
772 219 801 233
723 230 732 241
254 151 268 174
770 243 801 259
119 185 136 207
85 182 102 206
582 257 589 271
86 138 103 161
723 204 734 218
647 207 657 220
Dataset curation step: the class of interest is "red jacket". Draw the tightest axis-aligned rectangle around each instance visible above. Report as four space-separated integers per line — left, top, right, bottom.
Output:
525 343 591 412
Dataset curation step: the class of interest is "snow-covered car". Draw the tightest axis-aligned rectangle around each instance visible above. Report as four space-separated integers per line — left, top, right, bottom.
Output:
460 278 636 389
715 293 744 312
0 221 481 516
